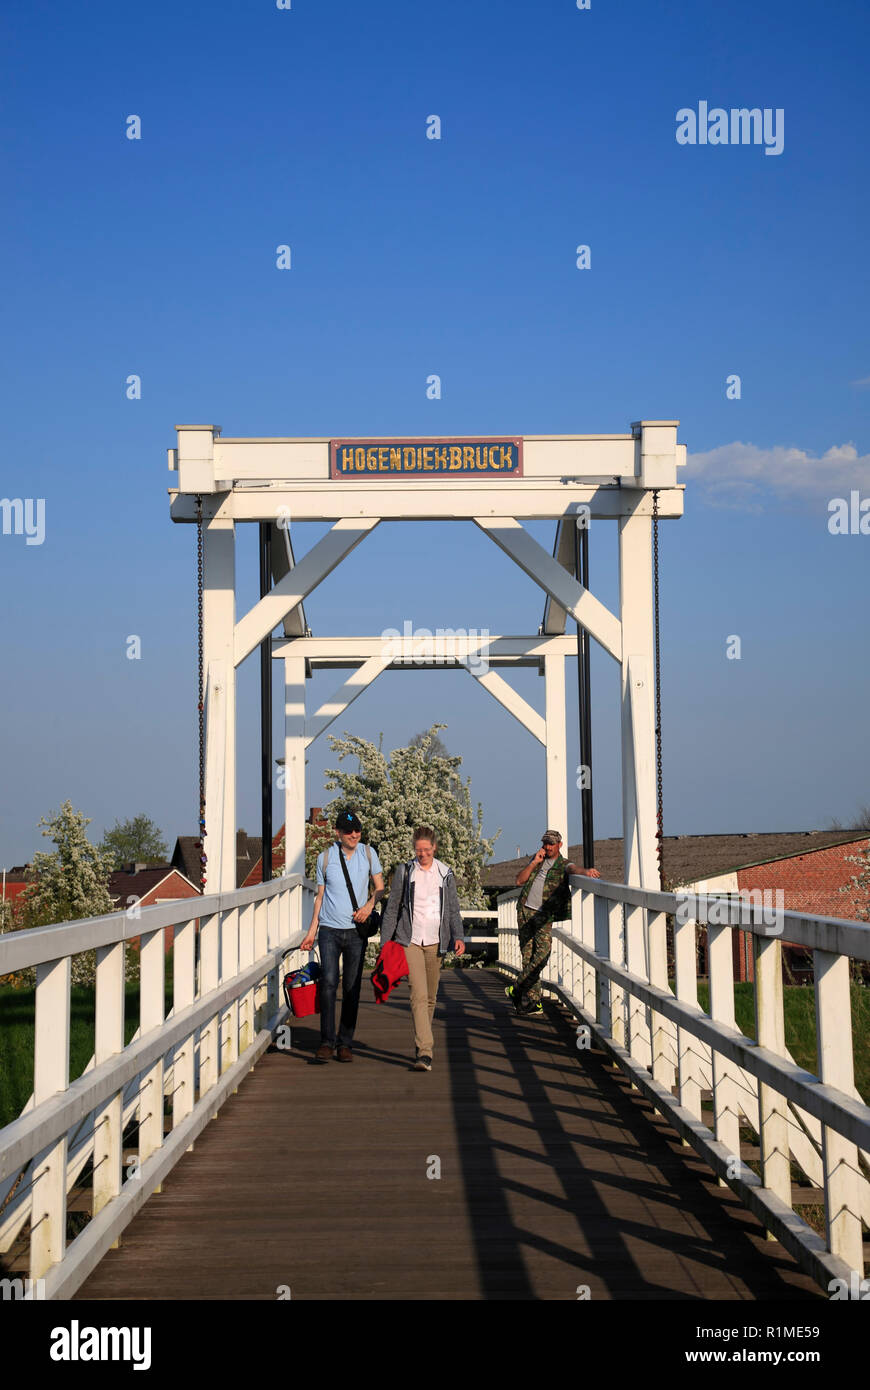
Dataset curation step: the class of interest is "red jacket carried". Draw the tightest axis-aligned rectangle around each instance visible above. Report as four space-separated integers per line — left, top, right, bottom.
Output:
371 940 409 1003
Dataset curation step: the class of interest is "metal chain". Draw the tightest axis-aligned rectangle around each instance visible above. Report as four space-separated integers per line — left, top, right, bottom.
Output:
195 497 206 890
652 489 664 888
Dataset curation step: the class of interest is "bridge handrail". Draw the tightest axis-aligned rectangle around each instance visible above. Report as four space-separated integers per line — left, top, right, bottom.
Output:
569 875 870 958
550 925 870 1148
0 939 301 1181
0 873 315 1300
495 872 870 1293
0 872 304 974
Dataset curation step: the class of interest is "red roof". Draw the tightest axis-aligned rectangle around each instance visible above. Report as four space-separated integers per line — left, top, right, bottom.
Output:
241 828 287 887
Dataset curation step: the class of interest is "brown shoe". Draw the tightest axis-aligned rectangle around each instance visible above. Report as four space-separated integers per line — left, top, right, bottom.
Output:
314 1043 334 1063
336 1046 353 1063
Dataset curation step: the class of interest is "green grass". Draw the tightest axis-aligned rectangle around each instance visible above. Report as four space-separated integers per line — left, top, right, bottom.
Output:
0 974 174 1131
694 980 870 1103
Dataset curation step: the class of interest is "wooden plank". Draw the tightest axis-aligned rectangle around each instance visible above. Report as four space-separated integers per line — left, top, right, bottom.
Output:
74 973 821 1302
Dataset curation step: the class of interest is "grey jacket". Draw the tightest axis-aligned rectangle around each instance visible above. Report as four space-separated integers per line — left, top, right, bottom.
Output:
380 857 465 957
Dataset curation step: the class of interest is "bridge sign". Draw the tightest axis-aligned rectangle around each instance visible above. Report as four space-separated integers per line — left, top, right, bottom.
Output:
330 437 524 478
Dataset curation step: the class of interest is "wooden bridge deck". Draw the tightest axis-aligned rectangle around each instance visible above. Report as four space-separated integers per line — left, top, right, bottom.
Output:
76 971 822 1301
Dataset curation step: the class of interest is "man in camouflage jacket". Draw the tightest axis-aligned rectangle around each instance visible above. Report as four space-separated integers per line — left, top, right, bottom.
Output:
509 829 600 1015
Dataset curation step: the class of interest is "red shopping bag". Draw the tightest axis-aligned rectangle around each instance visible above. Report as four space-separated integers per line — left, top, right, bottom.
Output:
286 978 320 1017
283 959 321 1017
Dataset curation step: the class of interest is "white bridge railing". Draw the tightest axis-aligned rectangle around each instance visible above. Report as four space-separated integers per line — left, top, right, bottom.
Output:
0 874 314 1300
497 877 870 1294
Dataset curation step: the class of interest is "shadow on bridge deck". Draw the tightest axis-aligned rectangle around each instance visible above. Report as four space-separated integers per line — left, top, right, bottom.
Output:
76 970 822 1301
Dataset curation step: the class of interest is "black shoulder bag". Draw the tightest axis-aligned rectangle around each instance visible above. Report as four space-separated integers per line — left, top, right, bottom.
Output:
337 844 382 941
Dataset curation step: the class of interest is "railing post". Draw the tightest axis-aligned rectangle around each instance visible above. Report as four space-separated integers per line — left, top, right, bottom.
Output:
569 887 582 1006
754 934 791 1225
138 929 166 1184
607 899 625 1047
198 912 219 1106
647 907 675 1088
93 942 125 1228
581 889 596 1016
708 922 740 1184
238 902 255 1054
624 900 650 1066
220 907 240 1076
813 948 863 1272
253 896 270 1030
673 904 701 1122
31 956 71 1279
172 918 196 1142
593 895 610 1028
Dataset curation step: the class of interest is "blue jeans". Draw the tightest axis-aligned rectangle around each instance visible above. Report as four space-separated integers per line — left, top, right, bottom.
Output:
318 926 366 1048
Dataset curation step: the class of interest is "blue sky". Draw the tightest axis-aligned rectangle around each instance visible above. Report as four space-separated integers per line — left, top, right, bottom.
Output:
1 0 868 871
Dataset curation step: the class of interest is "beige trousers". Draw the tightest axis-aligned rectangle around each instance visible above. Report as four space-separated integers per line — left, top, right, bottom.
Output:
405 942 441 1055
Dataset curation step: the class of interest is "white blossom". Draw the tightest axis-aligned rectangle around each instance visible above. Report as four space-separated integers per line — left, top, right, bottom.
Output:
321 724 499 907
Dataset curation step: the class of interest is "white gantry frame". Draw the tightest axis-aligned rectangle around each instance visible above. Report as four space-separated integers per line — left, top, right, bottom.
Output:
168 421 685 896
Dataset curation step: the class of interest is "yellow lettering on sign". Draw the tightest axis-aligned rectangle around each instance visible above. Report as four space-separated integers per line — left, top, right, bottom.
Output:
390 448 402 470
423 446 434 470
489 446 501 470
355 447 365 471
501 445 513 469
433 446 448 468
339 447 354 472
403 447 416 470
366 447 377 471
449 447 462 470
378 447 388 471
463 446 474 468
476 446 487 470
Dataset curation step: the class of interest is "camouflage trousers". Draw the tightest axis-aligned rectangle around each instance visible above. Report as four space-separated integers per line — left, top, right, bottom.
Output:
516 908 553 1004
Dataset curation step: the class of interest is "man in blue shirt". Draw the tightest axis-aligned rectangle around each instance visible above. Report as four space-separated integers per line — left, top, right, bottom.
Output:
301 811 384 1063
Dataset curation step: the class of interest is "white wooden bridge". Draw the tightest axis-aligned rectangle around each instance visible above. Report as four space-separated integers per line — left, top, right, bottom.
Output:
1 420 868 1301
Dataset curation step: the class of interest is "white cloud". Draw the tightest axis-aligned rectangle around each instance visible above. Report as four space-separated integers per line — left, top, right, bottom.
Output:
684 441 870 508
851 376 870 388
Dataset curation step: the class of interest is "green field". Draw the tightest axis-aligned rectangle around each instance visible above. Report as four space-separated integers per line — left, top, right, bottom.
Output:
695 980 870 1103
0 976 173 1130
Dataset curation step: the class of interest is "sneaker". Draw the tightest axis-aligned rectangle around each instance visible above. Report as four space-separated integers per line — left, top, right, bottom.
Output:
314 1043 334 1063
504 984 516 1002
414 1055 432 1071
526 1000 544 1016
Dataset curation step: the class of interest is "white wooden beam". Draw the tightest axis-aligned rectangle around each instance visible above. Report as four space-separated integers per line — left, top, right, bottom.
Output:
474 518 622 661
619 512 658 889
624 653 658 889
31 957 70 1279
234 519 379 667
283 657 306 880
813 948 864 1271
460 661 545 743
196 427 684 487
305 655 390 747
171 485 685 525
202 514 236 894
93 943 124 1226
272 634 577 663
544 653 568 836
203 660 229 894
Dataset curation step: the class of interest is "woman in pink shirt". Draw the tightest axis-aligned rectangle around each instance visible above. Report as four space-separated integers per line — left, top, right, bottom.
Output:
379 826 465 1071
